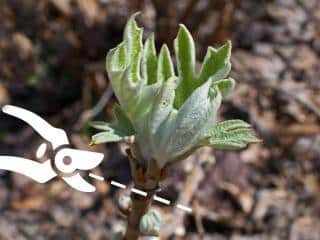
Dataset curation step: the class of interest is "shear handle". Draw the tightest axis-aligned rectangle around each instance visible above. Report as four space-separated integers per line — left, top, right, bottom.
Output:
2 105 69 148
0 157 56 183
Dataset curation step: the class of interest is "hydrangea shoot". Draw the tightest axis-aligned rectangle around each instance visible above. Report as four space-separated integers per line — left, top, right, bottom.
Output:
91 13 260 240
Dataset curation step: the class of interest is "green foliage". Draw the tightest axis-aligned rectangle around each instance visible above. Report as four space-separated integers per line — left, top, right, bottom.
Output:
174 25 231 108
91 105 135 144
157 44 175 83
204 120 261 150
91 13 259 168
142 34 158 85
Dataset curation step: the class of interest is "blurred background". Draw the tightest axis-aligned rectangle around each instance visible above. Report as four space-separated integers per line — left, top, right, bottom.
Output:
0 0 320 239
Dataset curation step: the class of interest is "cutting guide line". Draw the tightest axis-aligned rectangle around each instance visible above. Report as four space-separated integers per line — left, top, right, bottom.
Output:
89 173 104 181
153 195 171 205
177 204 193 213
109 180 192 213
131 187 147 197
111 180 126 189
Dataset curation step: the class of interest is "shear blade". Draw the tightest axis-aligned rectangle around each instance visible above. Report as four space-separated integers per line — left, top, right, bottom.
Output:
59 148 104 170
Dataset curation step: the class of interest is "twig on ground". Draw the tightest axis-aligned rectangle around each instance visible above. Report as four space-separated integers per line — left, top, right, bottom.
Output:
193 199 205 238
161 149 206 238
75 84 113 130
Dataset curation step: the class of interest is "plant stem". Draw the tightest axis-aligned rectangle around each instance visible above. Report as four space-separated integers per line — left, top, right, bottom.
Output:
124 147 161 239
125 188 156 240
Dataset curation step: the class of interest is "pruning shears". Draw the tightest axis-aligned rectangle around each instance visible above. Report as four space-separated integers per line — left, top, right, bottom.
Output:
0 105 104 192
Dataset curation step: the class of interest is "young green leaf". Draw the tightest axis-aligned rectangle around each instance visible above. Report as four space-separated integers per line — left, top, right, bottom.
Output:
207 120 261 150
199 42 231 84
92 14 261 240
166 80 222 162
157 44 175 83
149 77 177 136
91 131 124 144
212 78 235 97
124 13 143 84
93 13 260 171
113 105 135 135
142 34 158 84
174 24 196 108
90 105 135 145
106 42 128 101
90 120 135 145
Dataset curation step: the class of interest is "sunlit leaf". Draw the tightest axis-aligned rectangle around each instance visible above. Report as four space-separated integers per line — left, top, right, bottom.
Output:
206 120 261 150
199 42 231 83
157 44 175 82
92 13 260 169
142 34 158 84
174 25 196 108
212 78 235 97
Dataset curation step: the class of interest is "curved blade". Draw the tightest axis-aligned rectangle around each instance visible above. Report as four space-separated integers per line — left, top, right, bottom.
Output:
2 105 69 148
57 148 104 171
0 157 56 183
62 173 96 192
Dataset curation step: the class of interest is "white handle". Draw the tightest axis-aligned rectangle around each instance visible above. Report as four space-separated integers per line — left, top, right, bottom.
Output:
2 105 69 148
0 157 56 183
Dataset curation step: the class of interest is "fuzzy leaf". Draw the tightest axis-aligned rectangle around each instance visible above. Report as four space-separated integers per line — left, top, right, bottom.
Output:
209 120 251 131
106 42 127 99
129 83 161 126
142 34 158 84
108 41 127 71
174 25 196 108
90 106 135 145
91 131 123 144
213 78 235 97
106 14 144 111
207 120 261 150
149 77 177 135
157 44 175 82
199 42 231 83
96 13 260 170
113 105 135 135
174 27 232 108
146 77 178 160
124 13 143 84
91 120 135 144
166 81 222 162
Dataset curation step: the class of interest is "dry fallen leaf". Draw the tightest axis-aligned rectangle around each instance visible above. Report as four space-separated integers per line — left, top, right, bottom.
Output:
12 195 46 210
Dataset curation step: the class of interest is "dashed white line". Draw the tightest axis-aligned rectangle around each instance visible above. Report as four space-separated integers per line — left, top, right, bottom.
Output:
89 173 104 181
131 187 147 197
177 204 193 213
109 180 193 213
153 195 170 205
111 180 126 189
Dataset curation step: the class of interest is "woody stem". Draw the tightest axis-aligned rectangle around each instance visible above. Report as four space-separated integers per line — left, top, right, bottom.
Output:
124 187 157 240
